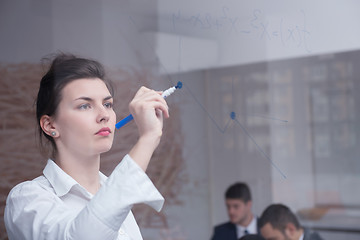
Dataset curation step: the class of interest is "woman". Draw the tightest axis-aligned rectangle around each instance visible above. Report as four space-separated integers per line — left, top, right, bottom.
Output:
4 53 169 239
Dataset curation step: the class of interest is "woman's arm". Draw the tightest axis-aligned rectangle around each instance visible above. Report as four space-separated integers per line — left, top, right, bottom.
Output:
128 86 169 171
4 156 164 240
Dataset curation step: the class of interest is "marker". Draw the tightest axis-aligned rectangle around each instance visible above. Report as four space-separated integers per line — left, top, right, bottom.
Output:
115 81 182 129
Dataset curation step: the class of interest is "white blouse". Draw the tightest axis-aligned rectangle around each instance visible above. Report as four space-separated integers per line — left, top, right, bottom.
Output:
4 155 164 240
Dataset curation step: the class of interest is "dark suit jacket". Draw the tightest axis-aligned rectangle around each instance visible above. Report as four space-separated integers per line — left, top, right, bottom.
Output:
303 228 324 240
211 222 237 240
210 220 262 240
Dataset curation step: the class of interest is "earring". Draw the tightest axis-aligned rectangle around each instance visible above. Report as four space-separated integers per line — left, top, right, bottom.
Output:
51 131 56 137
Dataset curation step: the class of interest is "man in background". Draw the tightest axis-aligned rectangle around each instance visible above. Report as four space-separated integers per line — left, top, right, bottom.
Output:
211 182 261 240
259 204 324 240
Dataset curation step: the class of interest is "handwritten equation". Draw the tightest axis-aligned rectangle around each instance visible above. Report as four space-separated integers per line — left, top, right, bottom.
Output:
172 7 311 53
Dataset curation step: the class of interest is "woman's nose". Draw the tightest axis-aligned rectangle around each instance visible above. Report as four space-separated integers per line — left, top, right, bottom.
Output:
96 106 110 123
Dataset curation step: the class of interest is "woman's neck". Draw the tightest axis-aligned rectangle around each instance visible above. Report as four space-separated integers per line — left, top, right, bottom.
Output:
55 151 101 195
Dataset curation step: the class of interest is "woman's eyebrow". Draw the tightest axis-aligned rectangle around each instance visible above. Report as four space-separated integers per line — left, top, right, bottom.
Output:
75 97 93 102
74 96 113 102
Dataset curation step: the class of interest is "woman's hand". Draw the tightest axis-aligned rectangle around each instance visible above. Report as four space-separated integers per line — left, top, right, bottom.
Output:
129 86 169 140
128 86 169 171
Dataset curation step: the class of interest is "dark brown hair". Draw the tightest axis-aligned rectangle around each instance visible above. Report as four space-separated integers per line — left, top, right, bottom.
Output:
225 182 252 203
259 204 301 231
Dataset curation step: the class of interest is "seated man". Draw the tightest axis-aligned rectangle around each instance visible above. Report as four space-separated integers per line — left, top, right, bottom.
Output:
259 204 324 240
211 182 261 240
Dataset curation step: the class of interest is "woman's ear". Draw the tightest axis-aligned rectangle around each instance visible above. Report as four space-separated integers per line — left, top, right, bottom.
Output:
40 115 58 138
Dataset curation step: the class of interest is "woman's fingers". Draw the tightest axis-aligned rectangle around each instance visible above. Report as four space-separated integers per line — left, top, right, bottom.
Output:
129 87 169 118
129 86 170 139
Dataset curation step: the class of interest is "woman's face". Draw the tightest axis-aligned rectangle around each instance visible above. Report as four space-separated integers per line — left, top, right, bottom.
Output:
53 78 116 157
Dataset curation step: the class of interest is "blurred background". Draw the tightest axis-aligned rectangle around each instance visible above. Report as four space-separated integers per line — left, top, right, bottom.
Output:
1 0 360 239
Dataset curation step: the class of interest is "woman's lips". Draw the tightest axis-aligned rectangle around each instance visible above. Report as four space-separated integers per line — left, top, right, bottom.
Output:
96 127 111 136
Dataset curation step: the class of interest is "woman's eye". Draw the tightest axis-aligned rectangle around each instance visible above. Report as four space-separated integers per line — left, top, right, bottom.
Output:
79 103 91 110
104 102 113 108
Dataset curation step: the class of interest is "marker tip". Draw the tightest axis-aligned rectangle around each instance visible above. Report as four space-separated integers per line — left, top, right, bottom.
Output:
176 81 183 89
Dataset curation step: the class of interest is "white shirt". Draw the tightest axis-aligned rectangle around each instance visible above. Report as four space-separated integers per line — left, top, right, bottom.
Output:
4 155 164 240
236 216 258 238
299 233 304 240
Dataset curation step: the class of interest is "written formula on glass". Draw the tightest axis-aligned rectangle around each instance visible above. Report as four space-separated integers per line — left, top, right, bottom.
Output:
172 7 311 53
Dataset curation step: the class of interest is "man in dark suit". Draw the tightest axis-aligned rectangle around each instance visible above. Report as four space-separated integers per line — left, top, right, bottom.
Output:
259 204 324 240
211 182 261 240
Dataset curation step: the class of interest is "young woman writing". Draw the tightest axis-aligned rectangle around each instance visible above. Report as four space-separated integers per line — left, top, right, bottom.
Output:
4 53 169 240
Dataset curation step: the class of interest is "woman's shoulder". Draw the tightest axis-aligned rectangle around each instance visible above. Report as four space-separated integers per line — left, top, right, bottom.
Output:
7 175 54 201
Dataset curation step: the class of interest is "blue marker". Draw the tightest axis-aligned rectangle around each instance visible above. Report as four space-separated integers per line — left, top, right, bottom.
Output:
115 81 182 129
